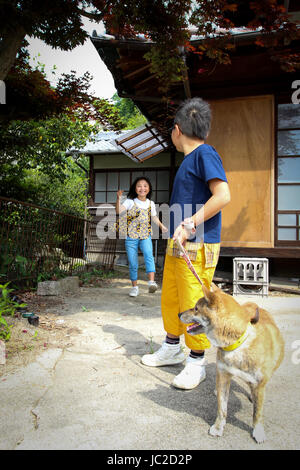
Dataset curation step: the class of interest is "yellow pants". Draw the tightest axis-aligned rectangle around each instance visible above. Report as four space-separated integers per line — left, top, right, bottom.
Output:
161 247 216 350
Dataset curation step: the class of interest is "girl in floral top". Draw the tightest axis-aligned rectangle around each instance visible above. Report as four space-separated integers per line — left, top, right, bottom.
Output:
116 176 167 297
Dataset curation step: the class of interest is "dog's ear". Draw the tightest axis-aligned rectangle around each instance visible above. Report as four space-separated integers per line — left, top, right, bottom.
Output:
251 307 260 324
202 283 211 301
243 302 260 324
210 282 222 293
202 282 221 301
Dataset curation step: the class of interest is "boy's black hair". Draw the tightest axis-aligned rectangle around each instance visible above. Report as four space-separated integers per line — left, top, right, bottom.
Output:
127 176 153 200
174 97 211 140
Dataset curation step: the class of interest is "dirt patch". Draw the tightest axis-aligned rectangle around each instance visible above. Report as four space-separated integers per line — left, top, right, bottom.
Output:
0 272 130 377
1 293 82 377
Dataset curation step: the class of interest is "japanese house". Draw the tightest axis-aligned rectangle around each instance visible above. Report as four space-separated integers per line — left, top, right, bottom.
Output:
81 11 300 276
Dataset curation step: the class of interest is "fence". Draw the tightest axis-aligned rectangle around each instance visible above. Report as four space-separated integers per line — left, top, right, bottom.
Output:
0 197 117 288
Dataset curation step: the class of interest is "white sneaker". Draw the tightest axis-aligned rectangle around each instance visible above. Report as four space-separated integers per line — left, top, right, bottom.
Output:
129 286 139 297
141 342 185 367
148 281 158 293
172 356 206 390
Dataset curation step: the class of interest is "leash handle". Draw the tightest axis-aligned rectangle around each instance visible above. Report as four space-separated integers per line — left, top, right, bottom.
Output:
175 239 204 287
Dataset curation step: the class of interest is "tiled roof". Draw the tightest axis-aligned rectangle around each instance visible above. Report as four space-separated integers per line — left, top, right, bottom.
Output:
67 130 128 154
67 125 169 162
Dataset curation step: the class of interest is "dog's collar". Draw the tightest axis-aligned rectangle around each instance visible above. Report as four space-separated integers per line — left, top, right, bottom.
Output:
222 323 251 352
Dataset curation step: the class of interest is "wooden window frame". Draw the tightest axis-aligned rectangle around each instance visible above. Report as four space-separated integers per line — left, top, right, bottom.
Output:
275 100 300 246
93 167 171 205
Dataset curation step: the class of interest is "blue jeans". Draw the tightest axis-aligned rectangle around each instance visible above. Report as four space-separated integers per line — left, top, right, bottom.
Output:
125 237 156 281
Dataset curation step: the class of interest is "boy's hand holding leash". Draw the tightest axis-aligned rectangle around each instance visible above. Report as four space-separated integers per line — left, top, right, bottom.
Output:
172 217 196 246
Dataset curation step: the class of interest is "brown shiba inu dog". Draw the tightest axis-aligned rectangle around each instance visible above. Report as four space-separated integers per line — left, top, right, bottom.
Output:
179 283 284 443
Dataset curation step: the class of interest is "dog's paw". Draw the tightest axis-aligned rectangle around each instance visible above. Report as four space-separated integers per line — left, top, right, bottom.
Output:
252 424 266 444
209 424 224 437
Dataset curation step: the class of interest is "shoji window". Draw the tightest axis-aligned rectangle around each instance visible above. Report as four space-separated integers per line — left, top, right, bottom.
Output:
276 103 300 245
94 169 170 205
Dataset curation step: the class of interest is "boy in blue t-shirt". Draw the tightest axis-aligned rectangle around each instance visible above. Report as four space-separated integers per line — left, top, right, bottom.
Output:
142 97 231 390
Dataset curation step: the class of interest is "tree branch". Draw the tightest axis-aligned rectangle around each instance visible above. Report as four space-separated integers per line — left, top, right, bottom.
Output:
0 26 26 80
76 7 105 22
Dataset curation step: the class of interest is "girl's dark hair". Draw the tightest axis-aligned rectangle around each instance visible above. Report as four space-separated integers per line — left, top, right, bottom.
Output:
127 176 153 200
174 97 211 140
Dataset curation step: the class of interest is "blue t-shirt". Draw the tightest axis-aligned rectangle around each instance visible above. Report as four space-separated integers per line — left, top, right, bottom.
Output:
169 144 227 243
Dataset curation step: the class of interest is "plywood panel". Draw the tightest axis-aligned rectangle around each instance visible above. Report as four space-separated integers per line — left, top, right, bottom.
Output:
207 96 274 248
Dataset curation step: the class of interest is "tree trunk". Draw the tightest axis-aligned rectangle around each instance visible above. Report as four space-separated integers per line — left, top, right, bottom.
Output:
0 26 26 81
